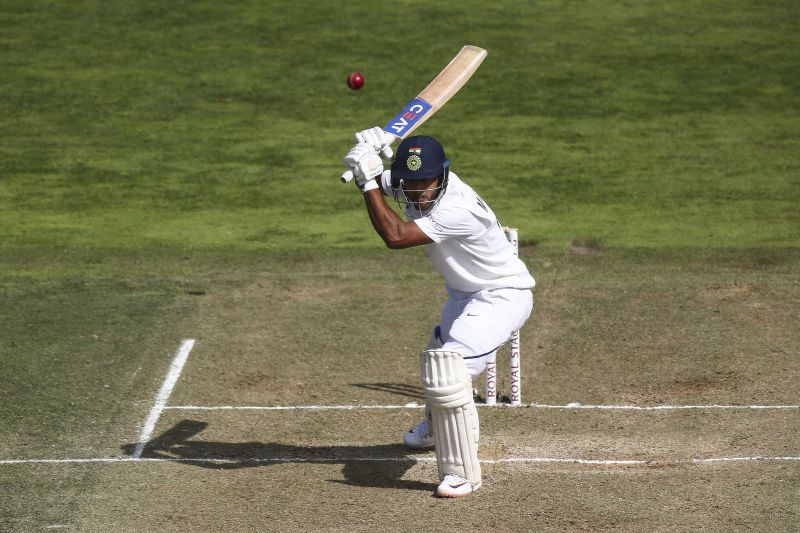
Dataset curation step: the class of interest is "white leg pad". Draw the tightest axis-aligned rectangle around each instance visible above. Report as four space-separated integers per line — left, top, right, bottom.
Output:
420 350 481 485
421 327 442 423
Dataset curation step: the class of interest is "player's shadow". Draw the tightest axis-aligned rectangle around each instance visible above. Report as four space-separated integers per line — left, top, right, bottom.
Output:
121 419 436 493
350 382 425 400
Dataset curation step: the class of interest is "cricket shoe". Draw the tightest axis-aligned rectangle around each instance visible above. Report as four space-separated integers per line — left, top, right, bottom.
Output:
435 474 482 498
403 418 434 450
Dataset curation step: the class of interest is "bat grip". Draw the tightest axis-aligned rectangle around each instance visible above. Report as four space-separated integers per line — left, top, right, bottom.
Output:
341 169 354 183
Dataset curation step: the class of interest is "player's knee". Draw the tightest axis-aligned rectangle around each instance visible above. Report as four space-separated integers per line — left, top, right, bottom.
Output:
420 350 472 409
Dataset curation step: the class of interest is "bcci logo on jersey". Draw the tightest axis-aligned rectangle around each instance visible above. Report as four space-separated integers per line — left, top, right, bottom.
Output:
384 98 433 137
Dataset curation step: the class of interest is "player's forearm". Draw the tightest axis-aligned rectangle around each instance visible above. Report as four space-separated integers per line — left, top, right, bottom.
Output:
363 189 405 248
363 189 413 249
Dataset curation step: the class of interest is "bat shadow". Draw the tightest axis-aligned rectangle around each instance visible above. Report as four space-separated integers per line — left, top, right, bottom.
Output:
121 419 437 493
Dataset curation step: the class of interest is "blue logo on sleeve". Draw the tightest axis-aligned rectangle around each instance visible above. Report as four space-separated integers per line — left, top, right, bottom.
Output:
384 98 433 138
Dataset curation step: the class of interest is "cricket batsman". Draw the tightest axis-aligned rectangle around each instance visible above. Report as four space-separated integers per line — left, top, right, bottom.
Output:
342 127 535 498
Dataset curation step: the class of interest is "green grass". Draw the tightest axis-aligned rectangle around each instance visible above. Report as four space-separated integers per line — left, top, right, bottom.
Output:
1 0 797 252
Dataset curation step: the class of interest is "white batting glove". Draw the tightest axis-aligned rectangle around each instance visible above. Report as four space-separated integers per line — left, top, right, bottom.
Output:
355 126 395 160
342 142 383 192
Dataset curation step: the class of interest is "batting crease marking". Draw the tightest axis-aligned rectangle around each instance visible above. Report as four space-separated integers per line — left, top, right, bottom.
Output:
132 339 195 459
164 403 800 411
1 455 798 466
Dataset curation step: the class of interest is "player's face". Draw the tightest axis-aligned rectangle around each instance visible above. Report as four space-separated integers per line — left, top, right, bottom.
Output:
402 176 441 209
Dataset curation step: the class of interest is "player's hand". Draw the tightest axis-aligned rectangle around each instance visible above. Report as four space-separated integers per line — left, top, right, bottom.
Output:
342 143 383 192
355 127 395 160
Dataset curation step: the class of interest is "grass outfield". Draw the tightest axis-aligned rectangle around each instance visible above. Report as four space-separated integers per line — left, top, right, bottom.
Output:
1 0 797 251
1 0 798 531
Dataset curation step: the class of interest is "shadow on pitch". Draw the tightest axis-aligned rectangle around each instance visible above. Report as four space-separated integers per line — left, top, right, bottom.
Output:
122 419 437 493
350 382 426 400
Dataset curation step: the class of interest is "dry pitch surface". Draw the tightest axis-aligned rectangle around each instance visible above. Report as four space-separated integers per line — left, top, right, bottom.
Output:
2 249 798 531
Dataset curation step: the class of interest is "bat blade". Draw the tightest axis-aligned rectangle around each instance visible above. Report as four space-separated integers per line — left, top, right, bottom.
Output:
383 45 487 140
341 45 487 183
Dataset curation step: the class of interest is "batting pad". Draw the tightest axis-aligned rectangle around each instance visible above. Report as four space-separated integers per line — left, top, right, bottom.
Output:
420 350 481 485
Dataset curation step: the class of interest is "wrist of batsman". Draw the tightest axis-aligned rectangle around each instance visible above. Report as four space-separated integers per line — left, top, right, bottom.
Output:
360 180 380 193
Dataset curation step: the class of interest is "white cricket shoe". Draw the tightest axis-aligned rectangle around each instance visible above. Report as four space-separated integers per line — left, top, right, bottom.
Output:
435 474 482 498
403 418 434 449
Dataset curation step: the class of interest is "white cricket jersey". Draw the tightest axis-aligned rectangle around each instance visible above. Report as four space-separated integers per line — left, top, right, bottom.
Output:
380 170 535 293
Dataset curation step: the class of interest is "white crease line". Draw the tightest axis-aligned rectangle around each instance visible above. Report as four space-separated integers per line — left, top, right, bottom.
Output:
165 404 425 411
164 403 800 411
132 339 195 459
486 456 800 465
1 455 798 466
531 403 800 411
0 457 140 464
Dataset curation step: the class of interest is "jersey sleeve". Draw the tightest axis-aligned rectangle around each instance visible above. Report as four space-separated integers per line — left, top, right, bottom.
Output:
413 204 482 244
379 169 393 196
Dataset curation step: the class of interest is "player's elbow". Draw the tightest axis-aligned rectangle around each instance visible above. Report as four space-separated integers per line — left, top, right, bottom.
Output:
381 231 416 249
380 224 431 249
377 225 403 249
383 236 408 249
375 220 429 249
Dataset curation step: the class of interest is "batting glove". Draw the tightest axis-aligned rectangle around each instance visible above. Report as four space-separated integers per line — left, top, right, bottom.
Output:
342 142 383 192
355 126 395 160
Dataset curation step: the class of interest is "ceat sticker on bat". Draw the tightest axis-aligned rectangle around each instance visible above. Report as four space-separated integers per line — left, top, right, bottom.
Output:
384 98 433 138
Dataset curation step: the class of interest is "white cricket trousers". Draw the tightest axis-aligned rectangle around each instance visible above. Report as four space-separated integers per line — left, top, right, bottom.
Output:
436 286 533 379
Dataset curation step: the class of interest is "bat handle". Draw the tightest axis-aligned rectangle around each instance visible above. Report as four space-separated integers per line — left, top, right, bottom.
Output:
340 169 354 183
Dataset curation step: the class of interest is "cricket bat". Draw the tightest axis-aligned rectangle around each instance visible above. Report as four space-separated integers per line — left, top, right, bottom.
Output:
341 45 488 183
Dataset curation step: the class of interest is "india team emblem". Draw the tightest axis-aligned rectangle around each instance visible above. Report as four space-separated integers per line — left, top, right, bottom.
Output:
407 147 423 171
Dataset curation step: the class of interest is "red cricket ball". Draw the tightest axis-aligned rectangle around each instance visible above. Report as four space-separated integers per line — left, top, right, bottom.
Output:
347 71 364 90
